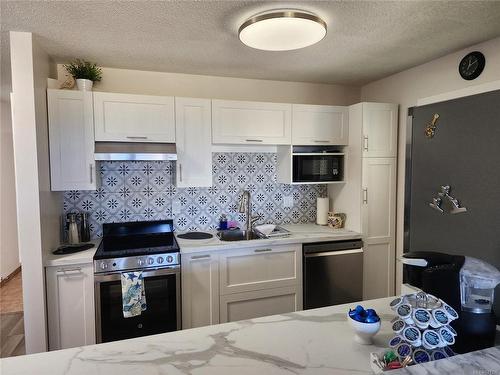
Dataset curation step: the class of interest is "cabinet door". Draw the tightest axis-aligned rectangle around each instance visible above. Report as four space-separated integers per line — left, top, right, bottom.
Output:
93 92 175 142
175 98 212 187
46 264 95 350
362 103 398 157
212 99 291 144
181 252 219 329
361 157 397 299
220 286 301 323
219 244 301 295
292 104 348 145
47 89 96 191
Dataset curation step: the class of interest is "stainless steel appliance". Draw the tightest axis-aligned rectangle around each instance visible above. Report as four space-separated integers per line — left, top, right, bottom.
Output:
303 239 363 309
292 146 344 183
93 220 180 343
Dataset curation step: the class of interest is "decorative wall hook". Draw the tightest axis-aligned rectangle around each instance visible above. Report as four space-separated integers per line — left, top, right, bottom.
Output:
425 113 440 138
429 185 467 214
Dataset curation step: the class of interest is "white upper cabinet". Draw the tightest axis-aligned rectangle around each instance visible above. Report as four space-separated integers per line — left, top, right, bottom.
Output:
93 92 175 142
362 103 398 157
175 97 212 187
212 99 292 144
47 89 96 191
292 104 348 145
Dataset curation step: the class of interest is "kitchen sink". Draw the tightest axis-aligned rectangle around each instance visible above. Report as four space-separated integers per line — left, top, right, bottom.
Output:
217 229 262 241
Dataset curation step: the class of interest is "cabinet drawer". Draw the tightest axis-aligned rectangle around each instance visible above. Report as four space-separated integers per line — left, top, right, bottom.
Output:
220 286 302 323
219 244 301 295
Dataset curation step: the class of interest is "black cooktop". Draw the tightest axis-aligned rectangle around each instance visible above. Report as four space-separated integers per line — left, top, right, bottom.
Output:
93 220 179 260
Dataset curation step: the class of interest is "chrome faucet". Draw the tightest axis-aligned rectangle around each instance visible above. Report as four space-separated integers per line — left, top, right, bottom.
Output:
238 190 259 240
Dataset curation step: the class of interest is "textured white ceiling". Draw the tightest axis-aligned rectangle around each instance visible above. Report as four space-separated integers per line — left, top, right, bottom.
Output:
2 1 500 85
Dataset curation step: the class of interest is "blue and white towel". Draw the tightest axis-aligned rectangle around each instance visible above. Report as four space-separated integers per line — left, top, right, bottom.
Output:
121 271 147 318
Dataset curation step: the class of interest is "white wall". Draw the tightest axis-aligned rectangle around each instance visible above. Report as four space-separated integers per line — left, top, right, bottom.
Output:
10 31 60 354
361 36 500 291
0 33 20 280
57 65 360 106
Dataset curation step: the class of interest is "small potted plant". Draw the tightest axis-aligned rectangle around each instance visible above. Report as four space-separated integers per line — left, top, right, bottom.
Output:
63 59 102 91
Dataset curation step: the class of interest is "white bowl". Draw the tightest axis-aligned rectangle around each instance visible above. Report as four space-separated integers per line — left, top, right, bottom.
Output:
347 313 381 345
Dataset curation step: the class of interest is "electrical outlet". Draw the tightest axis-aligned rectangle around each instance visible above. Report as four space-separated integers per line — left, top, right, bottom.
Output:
283 196 294 208
172 200 181 215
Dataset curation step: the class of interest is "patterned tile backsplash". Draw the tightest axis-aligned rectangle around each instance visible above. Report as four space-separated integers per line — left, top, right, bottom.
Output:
63 153 327 238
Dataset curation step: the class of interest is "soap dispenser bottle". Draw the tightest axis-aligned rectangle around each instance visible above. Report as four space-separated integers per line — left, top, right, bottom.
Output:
219 214 228 230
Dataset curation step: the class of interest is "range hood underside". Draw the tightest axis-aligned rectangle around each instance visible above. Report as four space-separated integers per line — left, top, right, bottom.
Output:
94 142 177 161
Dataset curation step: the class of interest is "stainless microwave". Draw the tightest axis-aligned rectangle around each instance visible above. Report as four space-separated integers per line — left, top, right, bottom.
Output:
292 146 344 183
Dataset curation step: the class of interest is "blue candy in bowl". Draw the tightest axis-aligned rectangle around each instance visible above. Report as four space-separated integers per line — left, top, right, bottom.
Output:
347 305 381 344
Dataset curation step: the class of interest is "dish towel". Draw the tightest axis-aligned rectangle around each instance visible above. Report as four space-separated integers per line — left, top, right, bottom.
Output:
121 271 147 318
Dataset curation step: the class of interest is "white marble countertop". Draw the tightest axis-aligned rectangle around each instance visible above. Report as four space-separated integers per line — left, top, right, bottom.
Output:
44 239 100 267
1 296 395 374
176 223 362 254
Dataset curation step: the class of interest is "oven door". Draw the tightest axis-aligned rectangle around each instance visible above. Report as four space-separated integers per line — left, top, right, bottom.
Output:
292 154 344 183
94 266 180 343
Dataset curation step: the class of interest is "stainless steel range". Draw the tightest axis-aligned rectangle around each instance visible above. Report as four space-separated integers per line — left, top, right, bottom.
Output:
93 220 180 343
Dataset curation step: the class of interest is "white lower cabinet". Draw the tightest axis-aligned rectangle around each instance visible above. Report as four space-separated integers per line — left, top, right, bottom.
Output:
181 244 303 329
220 286 301 323
46 263 95 350
181 252 220 329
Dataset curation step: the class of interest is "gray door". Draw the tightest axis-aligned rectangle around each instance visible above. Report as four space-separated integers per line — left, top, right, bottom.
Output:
408 89 500 313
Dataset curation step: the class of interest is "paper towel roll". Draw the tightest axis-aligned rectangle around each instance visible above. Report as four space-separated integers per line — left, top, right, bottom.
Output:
316 197 329 225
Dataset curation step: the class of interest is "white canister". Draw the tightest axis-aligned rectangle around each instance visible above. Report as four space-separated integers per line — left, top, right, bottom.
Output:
76 78 93 91
316 197 329 225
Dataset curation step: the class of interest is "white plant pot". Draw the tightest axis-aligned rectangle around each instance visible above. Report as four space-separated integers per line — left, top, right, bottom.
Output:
76 79 93 91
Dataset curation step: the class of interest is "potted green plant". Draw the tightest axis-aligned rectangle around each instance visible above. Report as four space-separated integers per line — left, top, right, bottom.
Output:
63 59 102 91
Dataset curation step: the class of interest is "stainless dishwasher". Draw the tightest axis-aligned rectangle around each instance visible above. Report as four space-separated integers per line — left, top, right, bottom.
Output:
303 239 363 309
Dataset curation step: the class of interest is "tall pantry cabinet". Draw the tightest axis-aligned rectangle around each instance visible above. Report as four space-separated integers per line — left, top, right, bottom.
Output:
330 102 398 300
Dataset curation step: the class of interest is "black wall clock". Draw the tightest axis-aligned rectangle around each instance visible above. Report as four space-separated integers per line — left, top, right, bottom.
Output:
459 51 485 80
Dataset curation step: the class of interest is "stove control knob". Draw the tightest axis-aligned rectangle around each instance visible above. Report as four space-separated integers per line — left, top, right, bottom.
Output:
100 262 108 270
137 258 145 266
167 256 174 263
157 256 164 264
147 257 154 265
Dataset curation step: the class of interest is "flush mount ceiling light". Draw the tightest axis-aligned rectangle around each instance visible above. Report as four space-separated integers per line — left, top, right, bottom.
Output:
239 10 327 51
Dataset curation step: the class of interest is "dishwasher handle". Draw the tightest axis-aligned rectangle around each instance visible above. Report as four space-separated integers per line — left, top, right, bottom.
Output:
303 239 363 254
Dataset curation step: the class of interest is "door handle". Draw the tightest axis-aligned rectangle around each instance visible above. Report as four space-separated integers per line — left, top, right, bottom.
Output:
126 136 148 139
254 248 272 253
56 267 82 275
363 188 368 204
363 136 369 151
246 139 263 142
313 140 330 143
191 254 210 260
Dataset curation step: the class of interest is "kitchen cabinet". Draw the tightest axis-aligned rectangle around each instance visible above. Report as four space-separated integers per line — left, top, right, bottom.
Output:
292 104 348 145
361 157 397 299
220 286 301 323
45 263 95 350
219 244 301 295
93 92 175 142
47 89 96 191
362 102 398 157
181 252 220 329
212 99 292 144
175 97 212 187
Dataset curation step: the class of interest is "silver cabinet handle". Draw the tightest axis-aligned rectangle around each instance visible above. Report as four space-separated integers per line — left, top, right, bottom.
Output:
246 139 263 142
363 188 368 204
314 140 330 143
363 136 369 151
179 163 182 182
254 248 272 253
56 267 82 275
126 136 148 139
89 164 93 183
191 254 210 260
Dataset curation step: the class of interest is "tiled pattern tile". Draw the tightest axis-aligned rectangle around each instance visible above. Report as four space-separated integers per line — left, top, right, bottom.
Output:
64 153 327 238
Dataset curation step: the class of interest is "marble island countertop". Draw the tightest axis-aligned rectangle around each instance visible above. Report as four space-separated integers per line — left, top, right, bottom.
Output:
176 223 362 254
3 296 499 375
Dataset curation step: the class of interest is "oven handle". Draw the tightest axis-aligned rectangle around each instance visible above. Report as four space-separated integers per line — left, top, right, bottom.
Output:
94 266 179 282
